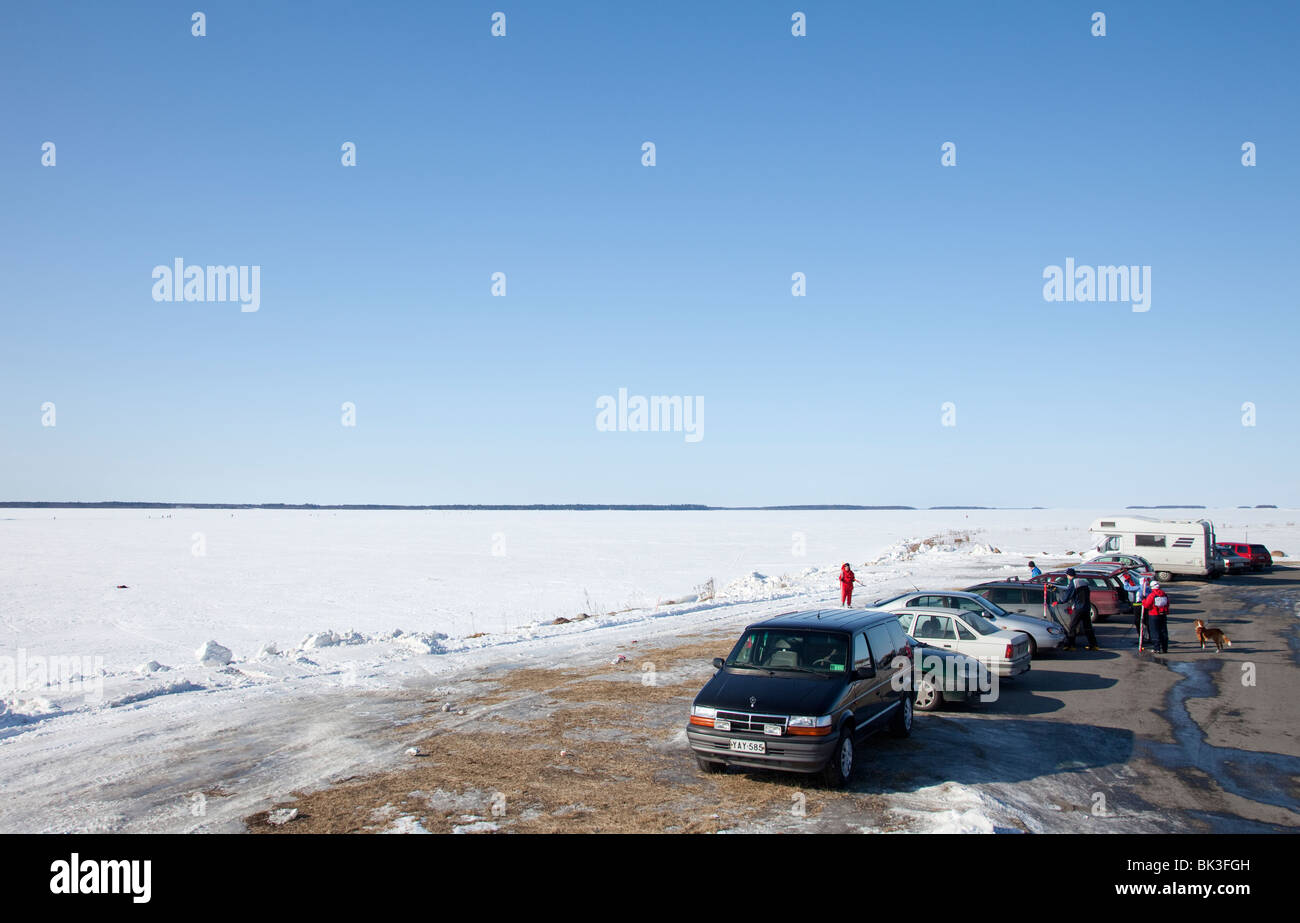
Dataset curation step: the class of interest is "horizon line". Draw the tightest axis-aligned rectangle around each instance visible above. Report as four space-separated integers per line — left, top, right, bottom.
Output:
0 502 1273 512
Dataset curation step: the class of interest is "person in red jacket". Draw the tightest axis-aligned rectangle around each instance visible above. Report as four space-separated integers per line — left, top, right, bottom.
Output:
839 563 859 607
1140 581 1170 653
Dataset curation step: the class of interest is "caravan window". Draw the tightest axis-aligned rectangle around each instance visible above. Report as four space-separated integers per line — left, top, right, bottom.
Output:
1135 534 1166 547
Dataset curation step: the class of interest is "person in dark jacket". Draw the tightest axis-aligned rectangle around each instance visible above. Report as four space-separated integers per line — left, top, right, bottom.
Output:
1055 568 1099 651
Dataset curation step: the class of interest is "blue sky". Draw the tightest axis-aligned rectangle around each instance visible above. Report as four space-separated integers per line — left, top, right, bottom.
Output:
2 1 1297 506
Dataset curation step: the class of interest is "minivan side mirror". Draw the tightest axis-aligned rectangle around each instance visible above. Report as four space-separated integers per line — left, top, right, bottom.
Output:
712 657 725 670
854 663 877 680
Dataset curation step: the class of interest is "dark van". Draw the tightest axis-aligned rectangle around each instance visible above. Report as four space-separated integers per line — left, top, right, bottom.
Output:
687 609 915 787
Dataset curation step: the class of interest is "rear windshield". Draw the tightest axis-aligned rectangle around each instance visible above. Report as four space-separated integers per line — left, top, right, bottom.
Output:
959 611 1001 635
726 629 849 675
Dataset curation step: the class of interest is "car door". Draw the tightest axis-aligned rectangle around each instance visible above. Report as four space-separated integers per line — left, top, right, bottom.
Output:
862 623 901 730
911 612 957 651
850 630 887 736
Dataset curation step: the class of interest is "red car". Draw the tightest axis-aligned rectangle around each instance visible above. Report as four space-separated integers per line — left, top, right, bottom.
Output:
1027 568 1130 622
1216 542 1269 571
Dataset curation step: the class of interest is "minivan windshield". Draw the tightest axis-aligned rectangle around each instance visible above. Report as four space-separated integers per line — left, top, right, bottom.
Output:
726 629 848 675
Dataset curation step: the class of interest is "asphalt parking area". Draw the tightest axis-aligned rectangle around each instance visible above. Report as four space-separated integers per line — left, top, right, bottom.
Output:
250 570 1300 833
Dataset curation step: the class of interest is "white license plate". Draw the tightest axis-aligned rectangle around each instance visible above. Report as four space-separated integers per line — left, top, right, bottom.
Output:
729 739 765 754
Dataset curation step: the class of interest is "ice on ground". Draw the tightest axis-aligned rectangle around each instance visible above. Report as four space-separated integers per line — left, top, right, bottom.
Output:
382 815 432 834
108 679 204 709
451 820 500 834
266 808 298 826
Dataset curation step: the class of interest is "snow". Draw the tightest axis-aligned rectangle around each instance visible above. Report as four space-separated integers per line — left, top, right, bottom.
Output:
0 506 1295 832
195 641 232 667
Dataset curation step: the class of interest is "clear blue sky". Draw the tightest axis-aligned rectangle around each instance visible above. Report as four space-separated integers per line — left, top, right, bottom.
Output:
2 1 1296 506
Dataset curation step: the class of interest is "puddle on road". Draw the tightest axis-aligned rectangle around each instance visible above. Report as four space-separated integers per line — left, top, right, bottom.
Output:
1146 659 1300 817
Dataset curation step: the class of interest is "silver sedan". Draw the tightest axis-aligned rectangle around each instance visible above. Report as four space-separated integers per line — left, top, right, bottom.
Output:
873 590 1067 655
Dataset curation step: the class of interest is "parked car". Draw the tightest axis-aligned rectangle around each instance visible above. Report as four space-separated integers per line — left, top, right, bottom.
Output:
891 607 1031 677
905 634 994 711
1026 569 1129 622
1214 546 1250 574
687 609 915 786
1087 553 1154 575
1216 542 1268 571
873 590 1065 656
965 579 1065 624
1075 563 1141 604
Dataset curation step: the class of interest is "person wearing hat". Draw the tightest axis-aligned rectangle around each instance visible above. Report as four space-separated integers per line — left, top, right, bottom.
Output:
1055 567 1099 651
1140 580 1170 653
1133 571 1154 638
838 563 861 607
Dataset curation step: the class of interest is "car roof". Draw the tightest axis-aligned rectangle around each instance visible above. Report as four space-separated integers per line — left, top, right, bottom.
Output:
747 609 897 632
899 589 985 600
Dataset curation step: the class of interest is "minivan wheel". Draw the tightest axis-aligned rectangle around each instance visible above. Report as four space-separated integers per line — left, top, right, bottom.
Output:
915 676 942 711
890 694 914 738
695 755 726 774
820 729 854 788
1156 571 1173 583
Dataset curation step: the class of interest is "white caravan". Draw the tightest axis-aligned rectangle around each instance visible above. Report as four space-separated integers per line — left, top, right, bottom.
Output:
1088 516 1219 582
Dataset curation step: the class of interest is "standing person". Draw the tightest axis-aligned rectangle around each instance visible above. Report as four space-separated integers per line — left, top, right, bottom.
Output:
1028 561 1042 578
1141 581 1170 654
1056 568 1099 651
839 563 858 607
1133 571 1153 637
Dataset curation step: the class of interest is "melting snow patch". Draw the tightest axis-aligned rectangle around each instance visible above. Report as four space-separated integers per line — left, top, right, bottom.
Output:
266 808 299 826
452 820 500 834
889 783 1013 834
382 815 432 834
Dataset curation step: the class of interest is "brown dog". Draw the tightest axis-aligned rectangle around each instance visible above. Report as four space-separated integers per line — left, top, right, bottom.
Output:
1194 619 1232 652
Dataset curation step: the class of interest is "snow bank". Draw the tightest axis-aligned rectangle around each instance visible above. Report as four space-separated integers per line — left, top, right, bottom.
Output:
195 641 232 667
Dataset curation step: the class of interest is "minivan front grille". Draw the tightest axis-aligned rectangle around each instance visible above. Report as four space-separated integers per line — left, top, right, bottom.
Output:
716 710 788 733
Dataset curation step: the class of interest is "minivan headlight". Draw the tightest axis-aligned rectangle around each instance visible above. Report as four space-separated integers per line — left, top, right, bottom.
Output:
787 715 833 736
689 705 717 728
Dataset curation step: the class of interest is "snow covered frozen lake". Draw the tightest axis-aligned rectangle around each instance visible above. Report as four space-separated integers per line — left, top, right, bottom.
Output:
1 507 1295 832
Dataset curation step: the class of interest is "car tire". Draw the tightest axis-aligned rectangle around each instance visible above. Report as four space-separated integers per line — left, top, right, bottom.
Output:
915 675 943 711
1024 634 1038 657
820 727 855 788
889 694 914 738
695 755 726 774
1156 571 1173 583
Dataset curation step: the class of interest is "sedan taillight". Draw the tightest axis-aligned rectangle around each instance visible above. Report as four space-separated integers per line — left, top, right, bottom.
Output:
1004 643 1014 659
